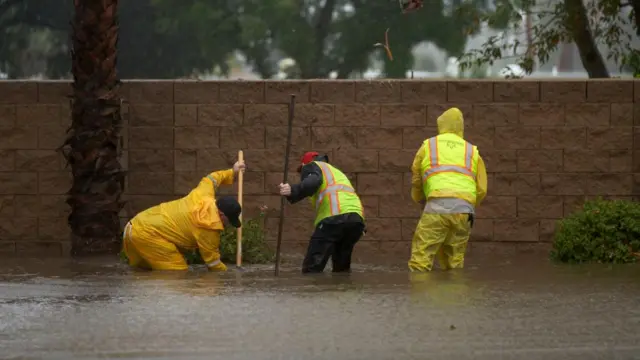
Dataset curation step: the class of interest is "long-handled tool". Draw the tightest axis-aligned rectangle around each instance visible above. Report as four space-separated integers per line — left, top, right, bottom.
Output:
274 94 296 276
236 150 244 268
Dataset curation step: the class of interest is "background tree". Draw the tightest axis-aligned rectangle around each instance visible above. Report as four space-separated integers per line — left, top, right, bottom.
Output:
60 0 126 256
132 0 239 78
458 0 640 77
228 0 476 78
0 0 71 77
0 0 240 78
2 0 492 80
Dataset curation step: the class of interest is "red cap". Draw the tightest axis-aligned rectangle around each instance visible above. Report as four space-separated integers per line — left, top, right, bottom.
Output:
297 151 319 172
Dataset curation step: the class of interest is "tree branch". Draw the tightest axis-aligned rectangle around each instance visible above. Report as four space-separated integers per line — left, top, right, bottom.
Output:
629 0 640 36
308 0 337 78
563 0 609 77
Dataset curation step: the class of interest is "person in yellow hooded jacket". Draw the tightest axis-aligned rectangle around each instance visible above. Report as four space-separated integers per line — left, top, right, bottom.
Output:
122 160 246 272
409 107 488 272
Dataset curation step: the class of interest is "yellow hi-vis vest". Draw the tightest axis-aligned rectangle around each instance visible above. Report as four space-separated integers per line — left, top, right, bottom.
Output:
309 161 364 226
420 133 479 200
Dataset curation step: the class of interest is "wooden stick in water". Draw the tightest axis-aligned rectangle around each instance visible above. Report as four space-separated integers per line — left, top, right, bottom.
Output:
275 94 296 276
237 150 244 268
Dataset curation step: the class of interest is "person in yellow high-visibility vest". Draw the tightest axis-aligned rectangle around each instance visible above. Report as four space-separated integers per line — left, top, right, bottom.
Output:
122 160 246 272
278 152 366 273
409 107 488 272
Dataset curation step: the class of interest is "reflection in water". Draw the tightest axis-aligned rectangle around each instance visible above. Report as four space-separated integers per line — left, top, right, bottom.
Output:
0 254 639 360
409 270 475 308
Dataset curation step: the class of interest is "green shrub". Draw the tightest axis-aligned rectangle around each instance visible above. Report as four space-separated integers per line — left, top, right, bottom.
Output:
187 212 274 265
550 198 640 264
119 211 274 266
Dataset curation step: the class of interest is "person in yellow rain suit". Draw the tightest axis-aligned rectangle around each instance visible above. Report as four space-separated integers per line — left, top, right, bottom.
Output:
408 107 488 272
122 160 246 271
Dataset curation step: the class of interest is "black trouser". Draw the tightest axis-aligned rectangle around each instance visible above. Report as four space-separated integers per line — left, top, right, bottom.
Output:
301 220 365 273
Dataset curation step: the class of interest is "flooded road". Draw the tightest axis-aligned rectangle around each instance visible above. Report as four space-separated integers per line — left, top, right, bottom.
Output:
1 255 640 360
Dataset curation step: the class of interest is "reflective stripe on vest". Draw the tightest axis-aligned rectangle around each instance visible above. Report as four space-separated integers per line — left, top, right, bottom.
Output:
207 259 221 267
315 162 356 215
422 137 476 182
122 221 132 242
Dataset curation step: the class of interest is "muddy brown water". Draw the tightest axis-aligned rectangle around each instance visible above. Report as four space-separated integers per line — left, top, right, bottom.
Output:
1 254 639 360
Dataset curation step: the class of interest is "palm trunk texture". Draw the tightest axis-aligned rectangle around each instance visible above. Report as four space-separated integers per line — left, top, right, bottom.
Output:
61 0 126 256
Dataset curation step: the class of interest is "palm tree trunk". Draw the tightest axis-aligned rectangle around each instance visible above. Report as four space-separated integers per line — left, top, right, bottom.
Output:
60 0 126 256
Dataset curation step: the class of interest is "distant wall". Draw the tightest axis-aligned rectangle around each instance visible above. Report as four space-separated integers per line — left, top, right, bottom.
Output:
0 79 638 258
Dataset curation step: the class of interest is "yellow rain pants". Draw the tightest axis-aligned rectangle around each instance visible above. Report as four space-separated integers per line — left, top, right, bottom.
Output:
408 107 488 272
408 213 471 271
123 221 189 270
122 169 235 272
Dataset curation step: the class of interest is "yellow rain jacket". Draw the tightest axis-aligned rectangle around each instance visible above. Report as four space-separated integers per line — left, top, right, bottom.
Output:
408 108 488 272
410 109 487 205
122 169 235 272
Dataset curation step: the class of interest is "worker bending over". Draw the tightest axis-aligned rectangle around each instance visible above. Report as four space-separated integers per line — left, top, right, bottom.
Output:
409 108 488 271
122 161 246 271
278 152 366 273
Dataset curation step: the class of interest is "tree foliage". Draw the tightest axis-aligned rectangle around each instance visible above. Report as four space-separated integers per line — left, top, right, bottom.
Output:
0 0 71 77
233 0 474 78
0 0 239 78
457 0 640 77
1 0 482 79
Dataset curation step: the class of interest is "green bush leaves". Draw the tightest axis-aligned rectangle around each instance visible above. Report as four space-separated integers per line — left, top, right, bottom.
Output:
186 213 274 265
550 198 640 264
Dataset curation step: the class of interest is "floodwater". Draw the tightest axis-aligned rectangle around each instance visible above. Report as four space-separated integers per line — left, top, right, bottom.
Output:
1 254 640 360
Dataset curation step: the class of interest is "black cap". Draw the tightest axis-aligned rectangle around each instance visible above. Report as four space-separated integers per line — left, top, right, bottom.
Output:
216 196 242 228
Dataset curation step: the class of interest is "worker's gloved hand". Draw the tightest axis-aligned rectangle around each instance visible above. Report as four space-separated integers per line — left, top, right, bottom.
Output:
208 261 228 272
233 160 246 174
278 183 291 196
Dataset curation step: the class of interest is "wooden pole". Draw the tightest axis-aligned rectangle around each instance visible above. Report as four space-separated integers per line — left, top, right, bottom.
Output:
274 94 296 276
236 150 244 268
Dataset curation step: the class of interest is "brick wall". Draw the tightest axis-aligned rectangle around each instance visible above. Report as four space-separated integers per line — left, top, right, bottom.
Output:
0 79 638 258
